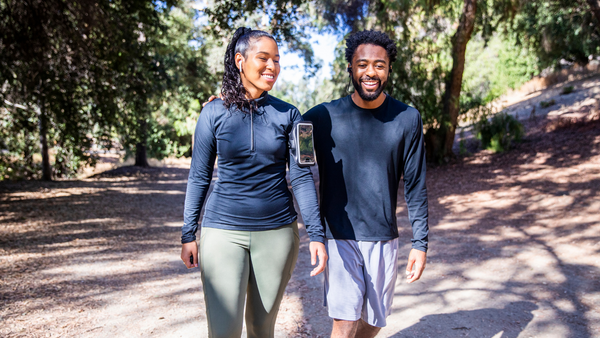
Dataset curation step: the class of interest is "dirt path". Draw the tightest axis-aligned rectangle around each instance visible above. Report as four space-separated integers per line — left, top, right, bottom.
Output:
1 103 599 337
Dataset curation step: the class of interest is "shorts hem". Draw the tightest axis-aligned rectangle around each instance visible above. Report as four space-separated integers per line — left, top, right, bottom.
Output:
364 318 387 328
327 312 362 322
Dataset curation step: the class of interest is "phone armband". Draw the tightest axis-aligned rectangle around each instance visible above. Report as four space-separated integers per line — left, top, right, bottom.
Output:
289 121 316 167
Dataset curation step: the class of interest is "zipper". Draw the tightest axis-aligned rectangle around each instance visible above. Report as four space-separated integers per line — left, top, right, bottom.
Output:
250 110 254 152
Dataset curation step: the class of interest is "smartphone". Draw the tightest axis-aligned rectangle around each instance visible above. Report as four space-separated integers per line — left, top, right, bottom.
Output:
290 122 316 167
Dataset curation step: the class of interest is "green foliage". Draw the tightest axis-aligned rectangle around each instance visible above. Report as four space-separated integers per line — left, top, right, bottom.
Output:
0 106 40 180
561 86 574 95
117 4 217 162
458 130 470 156
0 0 215 179
540 99 556 108
474 112 524 152
461 33 539 113
510 0 600 67
0 0 170 177
469 30 558 115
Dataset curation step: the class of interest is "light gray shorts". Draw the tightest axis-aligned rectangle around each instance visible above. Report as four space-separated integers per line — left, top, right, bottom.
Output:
324 238 399 327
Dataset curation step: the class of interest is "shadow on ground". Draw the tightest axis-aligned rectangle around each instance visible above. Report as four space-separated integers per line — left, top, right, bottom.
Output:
391 301 538 338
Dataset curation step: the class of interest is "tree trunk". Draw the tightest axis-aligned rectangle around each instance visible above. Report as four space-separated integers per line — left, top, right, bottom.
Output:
38 105 52 181
587 0 600 26
135 119 149 167
135 142 149 167
440 0 477 160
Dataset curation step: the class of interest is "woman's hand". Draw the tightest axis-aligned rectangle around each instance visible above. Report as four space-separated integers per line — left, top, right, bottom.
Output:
309 241 328 276
181 241 198 269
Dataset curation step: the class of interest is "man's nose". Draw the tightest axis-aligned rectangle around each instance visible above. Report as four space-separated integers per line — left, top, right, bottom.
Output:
365 64 376 77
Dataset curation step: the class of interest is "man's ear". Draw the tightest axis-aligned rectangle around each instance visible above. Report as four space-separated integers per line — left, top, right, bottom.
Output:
347 64 352 76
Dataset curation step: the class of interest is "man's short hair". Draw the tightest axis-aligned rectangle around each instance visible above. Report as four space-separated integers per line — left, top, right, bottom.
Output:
345 30 397 65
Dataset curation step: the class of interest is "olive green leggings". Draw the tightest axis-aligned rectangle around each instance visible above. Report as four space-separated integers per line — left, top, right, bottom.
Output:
199 222 299 338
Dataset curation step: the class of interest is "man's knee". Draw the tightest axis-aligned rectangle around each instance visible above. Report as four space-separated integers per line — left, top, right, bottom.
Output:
356 319 382 338
331 318 359 338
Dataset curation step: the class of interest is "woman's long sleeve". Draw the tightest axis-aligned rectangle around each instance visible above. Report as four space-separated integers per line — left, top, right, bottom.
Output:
181 105 217 244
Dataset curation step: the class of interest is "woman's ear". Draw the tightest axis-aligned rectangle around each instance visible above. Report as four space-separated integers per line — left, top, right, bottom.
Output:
235 53 244 72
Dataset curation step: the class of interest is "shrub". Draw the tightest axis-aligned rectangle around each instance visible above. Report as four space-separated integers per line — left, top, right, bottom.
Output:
540 99 556 108
561 86 574 95
474 112 524 153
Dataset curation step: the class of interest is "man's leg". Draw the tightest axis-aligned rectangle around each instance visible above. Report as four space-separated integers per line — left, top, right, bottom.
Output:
331 319 380 338
360 238 399 328
331 319 358 338
324 240 365 337
356 319 381 338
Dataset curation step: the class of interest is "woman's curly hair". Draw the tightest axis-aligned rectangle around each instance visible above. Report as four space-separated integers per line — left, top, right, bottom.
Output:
344 30 397 68
222 27 276 113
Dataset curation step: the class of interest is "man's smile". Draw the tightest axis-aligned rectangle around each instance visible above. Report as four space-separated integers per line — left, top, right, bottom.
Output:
361 78 380 90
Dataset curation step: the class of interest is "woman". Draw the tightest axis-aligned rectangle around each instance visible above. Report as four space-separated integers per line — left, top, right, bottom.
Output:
180 27 327 338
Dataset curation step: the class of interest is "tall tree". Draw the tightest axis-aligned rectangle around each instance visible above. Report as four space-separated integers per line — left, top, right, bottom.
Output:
440 0 478 159
1 0 214 178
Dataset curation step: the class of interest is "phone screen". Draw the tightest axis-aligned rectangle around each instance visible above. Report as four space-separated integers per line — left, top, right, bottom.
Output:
298 124 315 165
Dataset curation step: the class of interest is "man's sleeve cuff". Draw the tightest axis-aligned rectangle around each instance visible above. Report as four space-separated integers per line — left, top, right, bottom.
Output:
308 234 325 244
411 241 428 253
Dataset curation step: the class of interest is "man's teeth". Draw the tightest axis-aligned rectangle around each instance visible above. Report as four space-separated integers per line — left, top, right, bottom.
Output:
363 81 378 85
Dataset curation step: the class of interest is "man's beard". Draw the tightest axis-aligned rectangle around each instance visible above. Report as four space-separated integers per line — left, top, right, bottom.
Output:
351 74 387 101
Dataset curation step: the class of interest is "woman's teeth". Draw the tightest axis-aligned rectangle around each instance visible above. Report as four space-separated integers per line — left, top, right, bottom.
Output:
262 74 274 79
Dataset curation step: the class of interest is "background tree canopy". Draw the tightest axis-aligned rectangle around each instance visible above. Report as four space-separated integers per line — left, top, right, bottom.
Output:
1 0 599 179
0 0 216 180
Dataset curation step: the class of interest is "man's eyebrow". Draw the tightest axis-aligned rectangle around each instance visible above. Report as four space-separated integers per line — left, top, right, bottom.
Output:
257 51 280 57
355 58 387 64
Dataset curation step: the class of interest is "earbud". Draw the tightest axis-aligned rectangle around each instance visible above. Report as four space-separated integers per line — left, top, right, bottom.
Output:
239 61 242 71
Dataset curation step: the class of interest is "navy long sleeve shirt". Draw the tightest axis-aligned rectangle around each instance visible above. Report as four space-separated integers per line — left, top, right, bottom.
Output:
304 94 429 252
181 93 325 244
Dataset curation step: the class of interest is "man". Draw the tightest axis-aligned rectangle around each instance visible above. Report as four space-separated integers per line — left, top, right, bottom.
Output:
303 30 428 338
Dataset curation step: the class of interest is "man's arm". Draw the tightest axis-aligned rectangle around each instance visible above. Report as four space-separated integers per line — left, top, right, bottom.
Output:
402 110 429 283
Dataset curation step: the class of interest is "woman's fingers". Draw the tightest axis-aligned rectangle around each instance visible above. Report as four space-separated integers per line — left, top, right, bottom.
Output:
181 241 199 269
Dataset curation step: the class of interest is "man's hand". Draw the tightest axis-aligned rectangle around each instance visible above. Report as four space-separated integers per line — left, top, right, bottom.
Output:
406 248 426 283
202 94 222 107
309 241 328 277
181 241 198 269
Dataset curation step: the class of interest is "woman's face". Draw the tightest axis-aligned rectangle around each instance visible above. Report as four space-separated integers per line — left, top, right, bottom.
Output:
236 37 280 99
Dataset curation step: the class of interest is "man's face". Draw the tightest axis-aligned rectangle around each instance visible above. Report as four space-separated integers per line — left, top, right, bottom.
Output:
349 44 390 101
